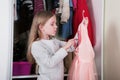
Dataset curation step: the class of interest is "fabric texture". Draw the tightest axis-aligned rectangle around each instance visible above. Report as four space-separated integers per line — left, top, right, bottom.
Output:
45 0 54 11
58 0 73 40
31 38 74 80
72 0 95 46
34 0 44 15
68 16 98 80
58 0 70 23
60 8 73 40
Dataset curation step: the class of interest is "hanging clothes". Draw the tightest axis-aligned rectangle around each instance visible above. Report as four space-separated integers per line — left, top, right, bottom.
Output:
58 0 70 23
16 0 34 33
60 8 73 40
34 0 44 14
72 0 95 46
45 0 54 11
59 0 73 40
17 0 34 20
68 14 98 80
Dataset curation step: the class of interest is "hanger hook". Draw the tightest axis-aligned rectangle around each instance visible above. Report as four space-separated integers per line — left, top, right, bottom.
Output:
82 10 85 18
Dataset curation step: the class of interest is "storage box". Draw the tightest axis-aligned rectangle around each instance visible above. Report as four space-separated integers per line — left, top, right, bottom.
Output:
13 61 32 76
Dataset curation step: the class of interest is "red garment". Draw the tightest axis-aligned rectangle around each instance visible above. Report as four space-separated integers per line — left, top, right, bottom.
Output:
72 0 95 46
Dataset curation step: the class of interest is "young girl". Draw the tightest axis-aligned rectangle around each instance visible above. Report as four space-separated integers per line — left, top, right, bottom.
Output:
27 11 75 80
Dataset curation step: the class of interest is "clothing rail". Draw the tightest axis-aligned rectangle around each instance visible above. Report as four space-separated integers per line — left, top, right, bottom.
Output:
12 74 68 79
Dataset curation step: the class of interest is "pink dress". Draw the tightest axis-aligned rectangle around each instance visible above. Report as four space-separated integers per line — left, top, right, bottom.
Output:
68 16 98 80
72 0 95 47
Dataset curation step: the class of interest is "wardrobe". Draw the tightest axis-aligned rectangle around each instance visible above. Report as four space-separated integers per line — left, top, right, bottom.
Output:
1 0 103 80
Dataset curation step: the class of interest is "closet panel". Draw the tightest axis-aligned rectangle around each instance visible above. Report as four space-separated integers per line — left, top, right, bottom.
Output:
104 0 120 80
0 0 13 79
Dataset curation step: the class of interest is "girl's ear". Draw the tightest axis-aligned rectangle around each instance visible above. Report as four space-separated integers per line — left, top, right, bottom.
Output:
38 24 43 31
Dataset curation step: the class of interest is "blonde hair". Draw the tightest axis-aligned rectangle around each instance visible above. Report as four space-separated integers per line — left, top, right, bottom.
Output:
27 11 54 64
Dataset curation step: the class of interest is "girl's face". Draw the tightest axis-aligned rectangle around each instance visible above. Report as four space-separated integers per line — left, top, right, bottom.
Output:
40 15 57 38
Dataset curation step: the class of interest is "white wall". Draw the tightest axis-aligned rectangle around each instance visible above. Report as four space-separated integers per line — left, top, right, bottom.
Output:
0 0 13 80
104 0 120 80
87 0 103 79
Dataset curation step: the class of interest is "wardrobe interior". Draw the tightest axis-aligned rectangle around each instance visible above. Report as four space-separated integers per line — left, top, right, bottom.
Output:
13 0 103 80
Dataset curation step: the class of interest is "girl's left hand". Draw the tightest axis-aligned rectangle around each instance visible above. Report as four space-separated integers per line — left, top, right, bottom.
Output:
63 39 75 50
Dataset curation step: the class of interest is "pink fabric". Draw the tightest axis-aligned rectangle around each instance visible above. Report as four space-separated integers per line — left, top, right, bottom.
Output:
72 0 95 47
68 14 98 80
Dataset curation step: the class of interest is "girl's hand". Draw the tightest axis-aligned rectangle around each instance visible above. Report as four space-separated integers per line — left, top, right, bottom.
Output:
63 39 75 50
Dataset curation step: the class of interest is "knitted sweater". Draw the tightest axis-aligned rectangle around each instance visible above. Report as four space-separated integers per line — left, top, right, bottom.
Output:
31 38 74 80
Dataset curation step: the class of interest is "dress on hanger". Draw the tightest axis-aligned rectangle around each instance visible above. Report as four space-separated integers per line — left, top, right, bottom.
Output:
72 0 95 46
68 12 98 80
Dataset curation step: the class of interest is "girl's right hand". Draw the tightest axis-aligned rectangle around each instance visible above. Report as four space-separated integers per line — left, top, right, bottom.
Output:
63 39 75 50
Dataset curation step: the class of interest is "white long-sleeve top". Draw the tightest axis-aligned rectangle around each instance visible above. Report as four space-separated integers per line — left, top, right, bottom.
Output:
31 38 74 80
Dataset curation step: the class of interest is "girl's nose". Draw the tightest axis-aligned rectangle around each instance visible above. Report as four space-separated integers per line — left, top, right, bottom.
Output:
54 24 58 29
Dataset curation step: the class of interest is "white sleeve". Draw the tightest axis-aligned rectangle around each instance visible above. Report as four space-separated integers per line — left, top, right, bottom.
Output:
31 43 68 68
67 45 75 52
55 39 75 52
